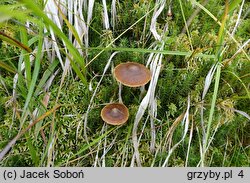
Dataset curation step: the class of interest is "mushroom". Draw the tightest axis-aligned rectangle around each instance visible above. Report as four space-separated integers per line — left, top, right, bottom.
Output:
101 103 129 125
113 62 151 102
114 62 151 87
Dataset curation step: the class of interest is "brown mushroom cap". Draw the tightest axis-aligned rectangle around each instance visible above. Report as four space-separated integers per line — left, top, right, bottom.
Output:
101 103 129 125
114 62 151 87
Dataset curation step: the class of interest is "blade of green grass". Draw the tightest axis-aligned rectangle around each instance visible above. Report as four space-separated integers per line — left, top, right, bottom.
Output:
20 24 31 88
25 133 39 166
87 47 216 59
0 4 31 23
201 0 229 166
0 60 17 73
34 59 59 96
229 0 243 14
33 59 59 139
178 0 193 51
20 23 43 127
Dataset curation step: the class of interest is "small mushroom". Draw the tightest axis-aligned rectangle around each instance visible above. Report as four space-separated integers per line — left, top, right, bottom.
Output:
114 62 151 87
101 103 129 125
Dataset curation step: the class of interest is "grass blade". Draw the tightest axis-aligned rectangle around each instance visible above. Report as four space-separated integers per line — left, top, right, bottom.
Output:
20 23 43 126
201 0 229 166
0 61 16 73
21 0 87 85
87 47 216 59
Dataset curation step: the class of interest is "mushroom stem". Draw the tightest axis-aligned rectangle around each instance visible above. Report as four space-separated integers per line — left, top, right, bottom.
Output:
118 82 123 103
139 85 146 101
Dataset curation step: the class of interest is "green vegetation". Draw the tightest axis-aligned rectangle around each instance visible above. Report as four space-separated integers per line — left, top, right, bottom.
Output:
0 0 249 167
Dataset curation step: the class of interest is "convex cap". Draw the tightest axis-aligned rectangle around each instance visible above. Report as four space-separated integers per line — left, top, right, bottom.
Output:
114 62 151 87
101 103 129 125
